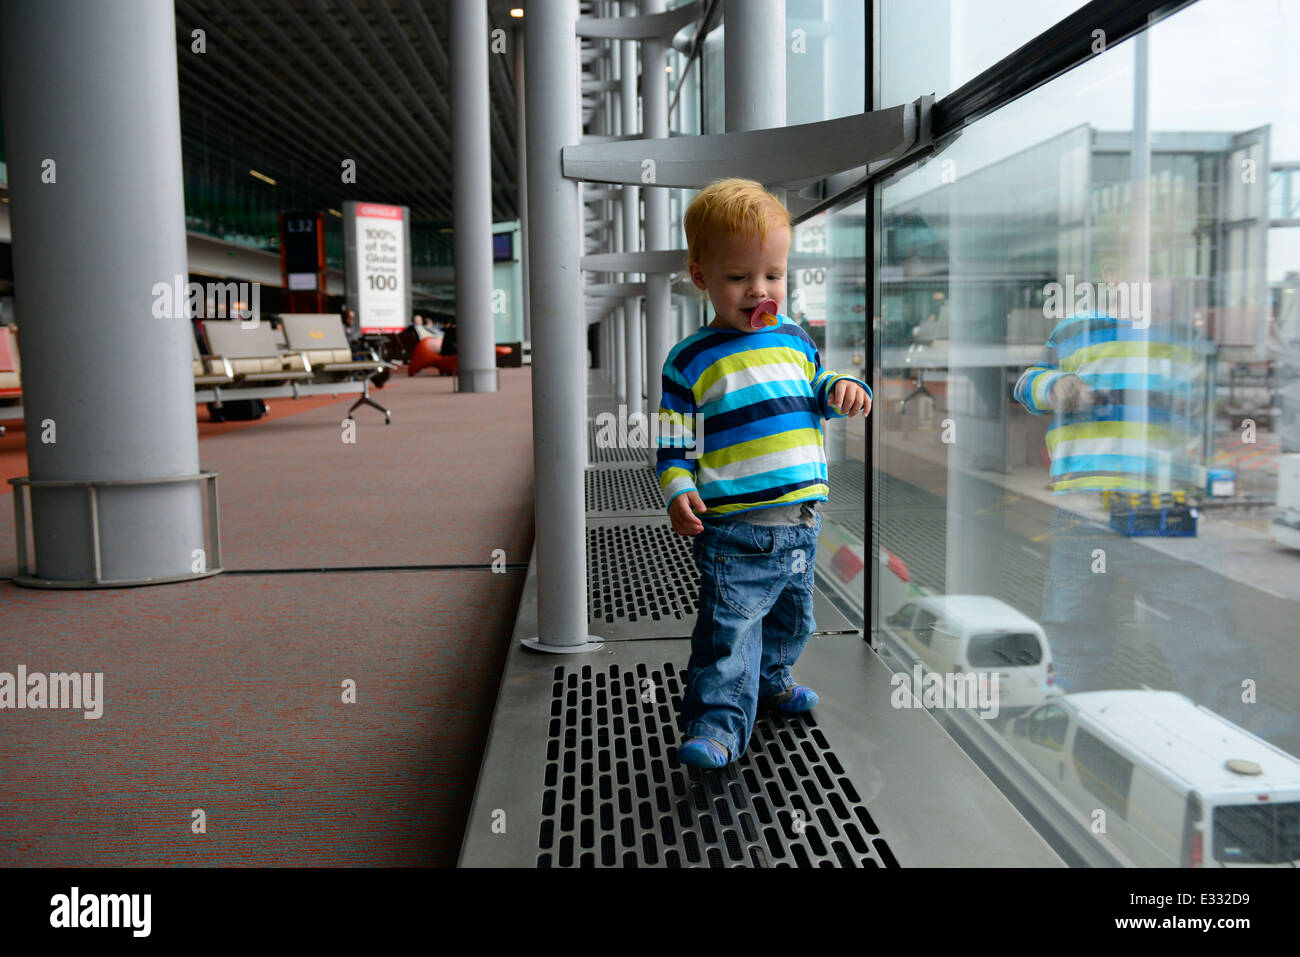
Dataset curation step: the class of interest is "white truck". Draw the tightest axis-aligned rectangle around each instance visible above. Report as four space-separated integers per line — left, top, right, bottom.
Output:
1010 690 1300 867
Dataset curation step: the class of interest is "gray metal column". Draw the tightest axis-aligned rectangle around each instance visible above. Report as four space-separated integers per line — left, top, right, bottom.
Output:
681 44 701 136
607 316 616 385
642 0 671 463
725 0 787 134
600 15 616 391
608 316 617 382
722 0 796 452
596 23 613 389
0 0 206 585
724 0 788 263
614 304 626 401
602 316 613 381
1127 30 1153 488
613 202 627 402
523 0 600 652
610 22 626 403
451 0 498 392
1129 30 1150 285
514 24 531 345
620 9 643 417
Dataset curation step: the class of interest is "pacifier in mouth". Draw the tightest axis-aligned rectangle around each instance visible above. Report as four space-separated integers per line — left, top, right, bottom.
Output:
748 297 779 329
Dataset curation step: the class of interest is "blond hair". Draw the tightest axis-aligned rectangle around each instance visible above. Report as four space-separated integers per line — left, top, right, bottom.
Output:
684 178 791 267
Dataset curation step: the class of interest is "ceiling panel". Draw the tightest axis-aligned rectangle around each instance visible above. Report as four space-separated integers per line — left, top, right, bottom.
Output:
173 0 568 223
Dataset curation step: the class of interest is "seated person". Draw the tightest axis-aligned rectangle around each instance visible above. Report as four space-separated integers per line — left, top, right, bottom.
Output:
408 315 435 341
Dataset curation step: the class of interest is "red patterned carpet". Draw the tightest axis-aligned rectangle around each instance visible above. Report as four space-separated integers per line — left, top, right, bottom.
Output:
0 369 535 865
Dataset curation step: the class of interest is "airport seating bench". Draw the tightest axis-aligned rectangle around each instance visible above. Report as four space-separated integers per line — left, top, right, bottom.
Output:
192 332 234 387
279 314 393 423
201 320 315 385
0 319 396 432
0 326 20 433
279 313 389 376
196 316 394 423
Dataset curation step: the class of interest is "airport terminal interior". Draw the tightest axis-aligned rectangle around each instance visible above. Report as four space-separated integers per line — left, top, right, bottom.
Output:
2 0 1300 869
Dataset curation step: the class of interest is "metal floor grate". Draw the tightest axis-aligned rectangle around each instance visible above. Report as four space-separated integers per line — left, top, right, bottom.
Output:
537 662 898 868
824 459 867 512
586 467 665 514
587 522 698 627
588 419 654 467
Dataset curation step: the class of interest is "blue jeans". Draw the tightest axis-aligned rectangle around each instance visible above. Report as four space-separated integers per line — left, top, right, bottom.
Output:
681 515 821 759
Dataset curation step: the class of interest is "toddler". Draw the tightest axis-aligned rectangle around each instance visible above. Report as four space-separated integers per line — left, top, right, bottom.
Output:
656 178 872 769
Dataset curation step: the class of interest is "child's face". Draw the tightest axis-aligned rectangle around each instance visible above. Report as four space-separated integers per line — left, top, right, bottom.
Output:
690 225 790 332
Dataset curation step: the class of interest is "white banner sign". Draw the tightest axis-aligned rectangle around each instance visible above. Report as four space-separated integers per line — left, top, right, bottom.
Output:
347 202 409 333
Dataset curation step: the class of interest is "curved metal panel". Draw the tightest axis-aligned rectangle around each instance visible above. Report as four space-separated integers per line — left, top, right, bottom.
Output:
564 103 917 188
576 2 701 40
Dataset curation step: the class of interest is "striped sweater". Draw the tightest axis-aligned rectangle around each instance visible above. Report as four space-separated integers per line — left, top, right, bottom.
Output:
1013 311 1207 493
656 315 871 516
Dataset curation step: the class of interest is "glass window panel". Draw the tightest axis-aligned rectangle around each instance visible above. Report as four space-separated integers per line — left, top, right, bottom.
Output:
692 3 869 625
877 0 1300 867
880 0 1093 107
788 0 866 124
1028 705 1068 750
1073 728 1134 818
1214 802 1300 864
703 1 864 133
968 632 1043 667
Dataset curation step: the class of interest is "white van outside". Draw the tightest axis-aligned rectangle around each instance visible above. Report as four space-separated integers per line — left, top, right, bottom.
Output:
1010 690 1300 867
883 595 1055 711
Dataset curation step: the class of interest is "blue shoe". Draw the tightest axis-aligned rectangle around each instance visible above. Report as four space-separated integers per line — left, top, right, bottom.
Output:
677 736 729 769
760 686 819 713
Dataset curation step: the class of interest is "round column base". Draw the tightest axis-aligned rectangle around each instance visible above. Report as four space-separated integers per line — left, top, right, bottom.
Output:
10 567 224 589
456 368 500 393
521 636 605 654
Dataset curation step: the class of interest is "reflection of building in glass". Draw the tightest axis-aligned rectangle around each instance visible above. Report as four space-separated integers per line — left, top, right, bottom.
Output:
881 123 1274 476
791 206 869 469
791 209 867 356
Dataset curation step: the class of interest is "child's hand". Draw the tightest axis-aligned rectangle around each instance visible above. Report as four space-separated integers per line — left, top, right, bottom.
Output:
1049 374 1093 412
828 380 872 417
670 490 707 535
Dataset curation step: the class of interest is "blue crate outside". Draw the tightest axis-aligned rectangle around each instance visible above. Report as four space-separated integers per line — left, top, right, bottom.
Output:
1108 501 1198 537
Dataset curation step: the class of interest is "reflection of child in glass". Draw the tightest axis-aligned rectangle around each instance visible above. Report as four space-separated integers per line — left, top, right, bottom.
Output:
1013 310 1280 738
655 179 872 769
